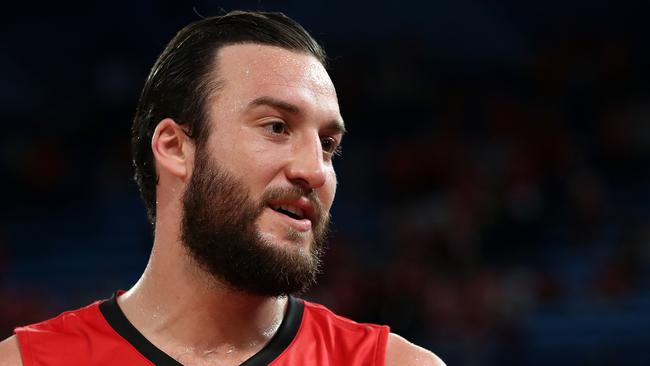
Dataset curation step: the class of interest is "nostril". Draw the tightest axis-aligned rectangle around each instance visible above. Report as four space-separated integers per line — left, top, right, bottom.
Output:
289 177 313 190
286 165 327 189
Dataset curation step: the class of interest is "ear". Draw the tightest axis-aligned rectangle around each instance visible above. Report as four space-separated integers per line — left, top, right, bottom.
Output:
151 118 194 180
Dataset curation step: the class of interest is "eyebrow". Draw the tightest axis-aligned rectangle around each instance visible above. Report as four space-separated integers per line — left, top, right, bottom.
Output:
247 96 347 134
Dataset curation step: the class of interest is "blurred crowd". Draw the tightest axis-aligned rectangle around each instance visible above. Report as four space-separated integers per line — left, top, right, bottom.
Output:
308 27 649 364
1 2 649 365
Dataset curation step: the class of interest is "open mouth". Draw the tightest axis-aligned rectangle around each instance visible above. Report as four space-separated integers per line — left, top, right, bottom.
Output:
267 200 314 233
270 204 305 221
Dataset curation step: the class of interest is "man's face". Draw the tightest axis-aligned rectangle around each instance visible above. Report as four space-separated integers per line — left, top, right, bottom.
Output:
180 44 344 296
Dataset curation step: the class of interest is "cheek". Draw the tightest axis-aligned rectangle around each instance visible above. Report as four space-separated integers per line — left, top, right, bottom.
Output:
322 170 337 208
246 148 290 193
212 131 281 180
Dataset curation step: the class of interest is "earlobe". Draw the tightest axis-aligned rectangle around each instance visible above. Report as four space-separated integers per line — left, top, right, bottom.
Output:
151 118 193 180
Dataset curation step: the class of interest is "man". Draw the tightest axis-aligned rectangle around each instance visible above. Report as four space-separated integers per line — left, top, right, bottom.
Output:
0 11 444 365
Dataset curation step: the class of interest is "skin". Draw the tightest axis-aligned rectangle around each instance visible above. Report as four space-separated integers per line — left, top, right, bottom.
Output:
0 44 444 366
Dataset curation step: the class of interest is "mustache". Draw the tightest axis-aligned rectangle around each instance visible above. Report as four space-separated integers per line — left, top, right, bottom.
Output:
260 186 325 224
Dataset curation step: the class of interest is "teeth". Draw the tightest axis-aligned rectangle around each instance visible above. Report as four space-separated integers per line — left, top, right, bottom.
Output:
272 204 304 219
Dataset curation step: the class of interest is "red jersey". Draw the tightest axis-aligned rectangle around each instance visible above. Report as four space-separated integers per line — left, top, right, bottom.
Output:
14 293 389 365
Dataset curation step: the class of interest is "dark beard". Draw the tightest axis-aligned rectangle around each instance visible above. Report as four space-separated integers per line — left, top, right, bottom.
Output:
180 147 329 297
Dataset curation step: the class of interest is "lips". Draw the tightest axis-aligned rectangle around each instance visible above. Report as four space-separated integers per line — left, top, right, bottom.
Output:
271 204 305 220
267 196 317 232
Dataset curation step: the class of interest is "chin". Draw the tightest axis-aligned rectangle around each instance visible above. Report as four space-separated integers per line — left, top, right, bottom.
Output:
260 230 312 249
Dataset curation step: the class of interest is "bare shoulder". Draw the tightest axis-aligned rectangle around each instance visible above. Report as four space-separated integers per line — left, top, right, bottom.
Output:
385 332 445 366
0 335 23 366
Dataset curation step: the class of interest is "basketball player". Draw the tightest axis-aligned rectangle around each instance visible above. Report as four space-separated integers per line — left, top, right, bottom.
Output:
0 11 444 365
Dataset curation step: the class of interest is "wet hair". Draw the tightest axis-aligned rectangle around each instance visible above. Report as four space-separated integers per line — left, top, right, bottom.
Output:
131 10 327 225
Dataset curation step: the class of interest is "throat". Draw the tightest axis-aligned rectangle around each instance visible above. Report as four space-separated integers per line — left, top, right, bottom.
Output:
170 344 246 366
160 298 286 366
119 285 289 365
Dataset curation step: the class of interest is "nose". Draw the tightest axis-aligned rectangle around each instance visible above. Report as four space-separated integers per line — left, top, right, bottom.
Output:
285 133 327 190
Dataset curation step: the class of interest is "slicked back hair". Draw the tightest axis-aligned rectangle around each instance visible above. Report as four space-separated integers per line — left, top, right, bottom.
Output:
131 11 327 226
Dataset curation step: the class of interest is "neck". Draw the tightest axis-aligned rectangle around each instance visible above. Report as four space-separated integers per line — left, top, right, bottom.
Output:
118 230 287 363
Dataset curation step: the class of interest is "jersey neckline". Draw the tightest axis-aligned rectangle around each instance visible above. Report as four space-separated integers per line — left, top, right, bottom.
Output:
98 292 304 366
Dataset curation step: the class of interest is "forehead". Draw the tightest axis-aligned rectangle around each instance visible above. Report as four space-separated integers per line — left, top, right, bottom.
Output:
211 43 339 114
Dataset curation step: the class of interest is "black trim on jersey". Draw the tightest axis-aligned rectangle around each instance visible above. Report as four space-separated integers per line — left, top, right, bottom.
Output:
99 294 182 365
241 295 303 365
99 293 304 366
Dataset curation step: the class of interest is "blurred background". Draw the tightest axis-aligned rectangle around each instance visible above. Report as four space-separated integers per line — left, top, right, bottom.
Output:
2 0 649 365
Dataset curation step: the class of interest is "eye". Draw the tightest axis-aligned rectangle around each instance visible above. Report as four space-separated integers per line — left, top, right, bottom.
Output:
265 121 288 135
321 136 341 156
